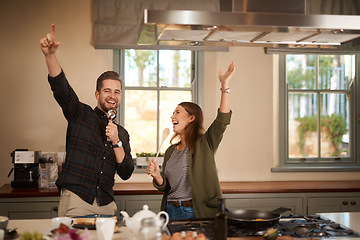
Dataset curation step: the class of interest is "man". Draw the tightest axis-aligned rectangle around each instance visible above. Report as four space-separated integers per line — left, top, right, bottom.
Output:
40 24 134 217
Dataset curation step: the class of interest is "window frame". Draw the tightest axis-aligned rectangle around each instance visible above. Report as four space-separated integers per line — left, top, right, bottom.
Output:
113 49 204 158
274 54 360 172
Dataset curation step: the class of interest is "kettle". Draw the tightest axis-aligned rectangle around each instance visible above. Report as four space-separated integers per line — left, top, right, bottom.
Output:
120 205 169 234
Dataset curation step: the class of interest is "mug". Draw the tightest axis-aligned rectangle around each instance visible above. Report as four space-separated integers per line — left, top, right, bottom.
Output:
96 218 116 240
0 229 4 240
51 217 74 229
0 216 8 231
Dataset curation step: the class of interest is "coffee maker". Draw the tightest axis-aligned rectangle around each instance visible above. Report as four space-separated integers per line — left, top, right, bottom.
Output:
8 149 40 188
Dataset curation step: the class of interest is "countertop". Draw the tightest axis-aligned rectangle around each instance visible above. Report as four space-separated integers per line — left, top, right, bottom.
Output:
320 212 360 234
6 212 360 240
1 181 360 198
4 219 299 240
7 218 135 240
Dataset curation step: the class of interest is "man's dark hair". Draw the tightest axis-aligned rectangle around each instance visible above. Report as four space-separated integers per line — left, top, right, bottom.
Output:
96 71 122 91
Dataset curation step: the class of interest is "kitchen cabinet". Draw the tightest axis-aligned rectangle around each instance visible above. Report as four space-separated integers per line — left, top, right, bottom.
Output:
1 181 359 219
0 194 162 219
0 196 59 219
116 195 163 216
307 193 360 214
224 193 304 214
116 193 305 216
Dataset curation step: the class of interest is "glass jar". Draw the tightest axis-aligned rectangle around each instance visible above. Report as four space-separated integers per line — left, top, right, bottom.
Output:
137 218 162 240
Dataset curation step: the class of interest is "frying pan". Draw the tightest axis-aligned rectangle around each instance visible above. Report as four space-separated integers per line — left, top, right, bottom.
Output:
207 202 290 230
227 209 282 230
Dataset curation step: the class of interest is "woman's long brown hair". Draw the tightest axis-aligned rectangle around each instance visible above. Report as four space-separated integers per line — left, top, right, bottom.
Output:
170 102 204 154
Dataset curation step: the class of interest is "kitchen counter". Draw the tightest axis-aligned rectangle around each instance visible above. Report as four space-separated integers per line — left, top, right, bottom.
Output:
3 219 305 240
6 213 360 240
1 181 360 197
320 212 360 234
7 218 136 240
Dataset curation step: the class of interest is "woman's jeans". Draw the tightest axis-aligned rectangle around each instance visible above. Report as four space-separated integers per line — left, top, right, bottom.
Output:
166 202 195 219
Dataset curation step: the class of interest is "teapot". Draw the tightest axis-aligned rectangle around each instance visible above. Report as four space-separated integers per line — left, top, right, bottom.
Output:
120 205 169 234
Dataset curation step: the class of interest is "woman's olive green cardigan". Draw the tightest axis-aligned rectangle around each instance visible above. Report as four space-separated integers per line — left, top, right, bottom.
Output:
153 110 232 218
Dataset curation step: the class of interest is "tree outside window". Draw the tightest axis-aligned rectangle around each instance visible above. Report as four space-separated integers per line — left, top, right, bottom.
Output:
121 49 194 157
281 54 358 168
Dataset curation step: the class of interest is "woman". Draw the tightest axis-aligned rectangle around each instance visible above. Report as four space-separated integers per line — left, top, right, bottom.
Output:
146 62 235 219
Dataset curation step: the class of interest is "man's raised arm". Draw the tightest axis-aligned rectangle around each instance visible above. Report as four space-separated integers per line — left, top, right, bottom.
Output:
40 24 61 77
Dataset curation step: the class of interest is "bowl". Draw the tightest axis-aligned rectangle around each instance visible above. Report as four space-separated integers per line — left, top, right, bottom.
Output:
0 216 8 230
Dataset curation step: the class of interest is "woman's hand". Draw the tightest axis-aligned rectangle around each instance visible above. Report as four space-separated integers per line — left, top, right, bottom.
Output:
146 159 163 185
219 61 235 86
219 61 235 113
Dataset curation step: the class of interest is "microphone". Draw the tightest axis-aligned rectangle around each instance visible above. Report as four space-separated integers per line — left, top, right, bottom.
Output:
108 109 117 121
107 109 117 142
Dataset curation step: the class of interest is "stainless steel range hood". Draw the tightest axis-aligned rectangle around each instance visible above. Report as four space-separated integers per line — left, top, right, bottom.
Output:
138 0 360 53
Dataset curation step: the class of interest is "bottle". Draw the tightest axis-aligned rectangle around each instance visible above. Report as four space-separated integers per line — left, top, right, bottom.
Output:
215 198 227 240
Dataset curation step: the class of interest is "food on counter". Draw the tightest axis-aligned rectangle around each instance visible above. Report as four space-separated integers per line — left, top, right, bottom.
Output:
161 231 207 240
56 224 70 234
20 231 44 240
263 228 279 240
74 216 117 226
74 218 96 226
52 223 93 240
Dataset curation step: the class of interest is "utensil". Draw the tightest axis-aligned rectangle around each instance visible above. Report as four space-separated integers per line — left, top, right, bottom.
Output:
227 209 281 230
155 128 170 160
206 202 290 230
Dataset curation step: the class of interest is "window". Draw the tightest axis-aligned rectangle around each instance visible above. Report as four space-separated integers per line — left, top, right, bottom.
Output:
278 54 360 171
114 49 200 159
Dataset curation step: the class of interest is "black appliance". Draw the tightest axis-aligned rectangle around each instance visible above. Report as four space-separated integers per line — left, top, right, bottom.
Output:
8 149 40 188
165 214 360 240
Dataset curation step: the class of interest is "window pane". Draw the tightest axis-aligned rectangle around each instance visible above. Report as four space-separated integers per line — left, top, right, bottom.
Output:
125 90 157 155
159 50 192 87
158 91 192 153
283 54 356 167
318 55 353 90
320 93 349 157
288 93 318 158
286 55 316 90
124 50 157 87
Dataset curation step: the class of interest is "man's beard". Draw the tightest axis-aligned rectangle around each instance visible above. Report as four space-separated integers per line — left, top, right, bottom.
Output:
99 100 118 113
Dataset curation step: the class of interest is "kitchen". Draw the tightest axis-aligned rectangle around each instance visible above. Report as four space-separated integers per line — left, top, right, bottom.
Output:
1 0 360 239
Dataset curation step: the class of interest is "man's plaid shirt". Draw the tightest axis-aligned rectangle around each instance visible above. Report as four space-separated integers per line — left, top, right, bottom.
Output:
49 70 134 206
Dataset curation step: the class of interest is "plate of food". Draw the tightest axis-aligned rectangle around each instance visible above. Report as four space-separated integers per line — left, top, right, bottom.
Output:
72 215 119 230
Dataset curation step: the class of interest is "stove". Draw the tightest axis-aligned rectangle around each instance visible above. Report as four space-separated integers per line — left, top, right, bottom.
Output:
165 215 360 240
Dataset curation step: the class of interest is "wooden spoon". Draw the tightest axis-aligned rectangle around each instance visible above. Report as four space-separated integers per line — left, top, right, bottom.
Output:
155 128 170 159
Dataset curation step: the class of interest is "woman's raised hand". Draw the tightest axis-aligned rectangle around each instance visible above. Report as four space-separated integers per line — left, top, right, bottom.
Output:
219 61 235 85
